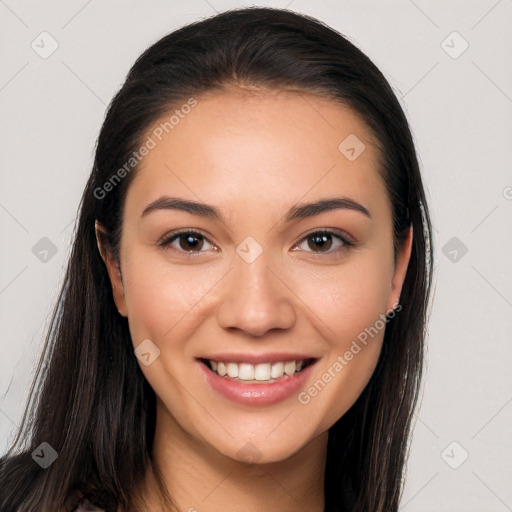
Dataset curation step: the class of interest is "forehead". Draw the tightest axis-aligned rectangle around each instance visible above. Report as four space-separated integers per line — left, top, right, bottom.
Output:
125 89 389 222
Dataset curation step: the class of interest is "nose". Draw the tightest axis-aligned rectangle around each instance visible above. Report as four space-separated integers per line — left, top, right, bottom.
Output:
216 253 297 338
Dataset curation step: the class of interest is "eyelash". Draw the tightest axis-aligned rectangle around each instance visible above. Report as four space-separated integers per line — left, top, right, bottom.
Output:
158 229 354 258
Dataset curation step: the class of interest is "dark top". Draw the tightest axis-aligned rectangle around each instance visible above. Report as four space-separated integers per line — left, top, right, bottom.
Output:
74 497 106 511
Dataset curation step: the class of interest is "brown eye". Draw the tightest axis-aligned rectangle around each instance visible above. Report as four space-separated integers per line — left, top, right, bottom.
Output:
159 230 215 254
177 233 204 252
294 230 352 255
307 233 333 252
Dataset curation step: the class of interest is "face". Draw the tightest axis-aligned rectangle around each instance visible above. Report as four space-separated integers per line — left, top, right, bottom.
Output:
97 88 412 465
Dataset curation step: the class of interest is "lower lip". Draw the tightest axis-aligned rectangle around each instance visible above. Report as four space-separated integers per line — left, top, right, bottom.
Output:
197 360 316 406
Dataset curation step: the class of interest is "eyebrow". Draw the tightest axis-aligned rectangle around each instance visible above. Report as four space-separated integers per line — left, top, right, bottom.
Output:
141 196 371 222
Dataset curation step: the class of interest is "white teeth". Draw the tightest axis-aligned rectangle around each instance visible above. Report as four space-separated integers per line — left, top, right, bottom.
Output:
254 363 271 381
271 361 284 379
217 362 227 377
208 359 307 381
226 362 239 378
284 361 296 376
238 363 255 381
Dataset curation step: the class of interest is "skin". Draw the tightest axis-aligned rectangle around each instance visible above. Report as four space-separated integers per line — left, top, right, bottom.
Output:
96 88 412 512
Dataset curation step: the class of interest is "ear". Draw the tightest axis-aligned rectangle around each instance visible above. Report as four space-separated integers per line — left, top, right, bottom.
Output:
386 225 413 311
95 220 128 317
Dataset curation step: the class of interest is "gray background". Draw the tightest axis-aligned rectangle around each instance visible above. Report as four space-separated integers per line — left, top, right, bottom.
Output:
1 1 511 510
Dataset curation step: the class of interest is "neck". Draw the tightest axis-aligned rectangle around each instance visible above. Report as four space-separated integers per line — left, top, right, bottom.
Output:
139 400 328 512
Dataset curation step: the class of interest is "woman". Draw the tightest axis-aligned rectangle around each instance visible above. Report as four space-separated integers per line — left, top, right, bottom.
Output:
0 6 433 512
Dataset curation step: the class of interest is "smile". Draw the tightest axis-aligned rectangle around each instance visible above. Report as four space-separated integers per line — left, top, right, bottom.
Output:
197 353 319 405
204 359 314 383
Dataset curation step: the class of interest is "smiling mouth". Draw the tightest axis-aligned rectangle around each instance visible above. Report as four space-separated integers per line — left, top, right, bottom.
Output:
199 358 317 383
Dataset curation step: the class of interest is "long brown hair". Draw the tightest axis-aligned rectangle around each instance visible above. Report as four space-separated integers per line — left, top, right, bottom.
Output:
0 7 433 511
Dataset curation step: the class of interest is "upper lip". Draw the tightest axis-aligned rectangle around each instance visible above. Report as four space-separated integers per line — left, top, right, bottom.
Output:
198 353 318 364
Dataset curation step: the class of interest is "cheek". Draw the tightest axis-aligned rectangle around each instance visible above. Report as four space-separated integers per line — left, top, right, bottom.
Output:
303 263 390 377
120 257 217 401
120 254 217 346
295 250 394 346
291 252 394 429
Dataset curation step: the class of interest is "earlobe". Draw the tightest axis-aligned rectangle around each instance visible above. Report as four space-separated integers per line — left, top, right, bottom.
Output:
387 225 413 312
94 221 128 317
